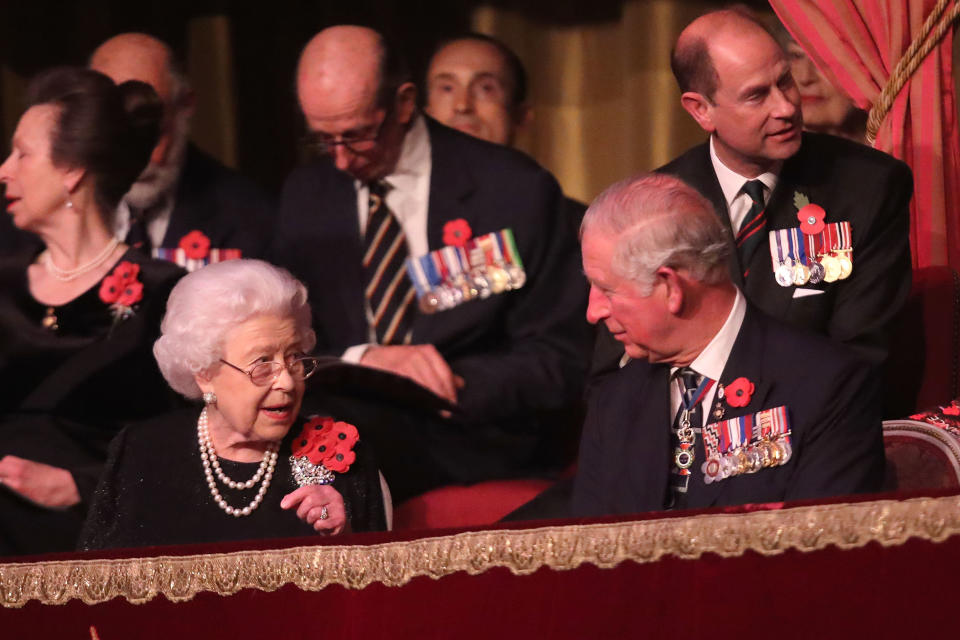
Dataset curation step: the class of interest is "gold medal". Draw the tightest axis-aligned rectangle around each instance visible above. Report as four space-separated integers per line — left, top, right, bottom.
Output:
488 265 510 294
837 250 853 279
42 307 59 331
792 263 810 286
820 254 841 282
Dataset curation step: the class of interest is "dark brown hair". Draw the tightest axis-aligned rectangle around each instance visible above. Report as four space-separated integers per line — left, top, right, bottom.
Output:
25 66 162 216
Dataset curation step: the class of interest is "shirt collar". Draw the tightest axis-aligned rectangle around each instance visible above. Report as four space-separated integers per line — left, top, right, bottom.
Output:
709 136 778 209
684 287 747 383
358 113 429 191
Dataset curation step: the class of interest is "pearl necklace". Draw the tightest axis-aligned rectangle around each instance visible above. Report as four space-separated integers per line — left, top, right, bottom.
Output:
196 407 280 517
42 237 120 282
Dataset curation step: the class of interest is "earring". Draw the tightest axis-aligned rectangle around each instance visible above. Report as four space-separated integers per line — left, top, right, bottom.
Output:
65 198 73 209
203 391 217 405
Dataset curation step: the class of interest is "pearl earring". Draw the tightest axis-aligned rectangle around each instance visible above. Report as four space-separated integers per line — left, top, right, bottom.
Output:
203 392 217 405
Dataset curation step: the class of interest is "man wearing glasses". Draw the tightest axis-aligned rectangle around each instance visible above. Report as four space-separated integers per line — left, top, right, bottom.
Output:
271 26 590 502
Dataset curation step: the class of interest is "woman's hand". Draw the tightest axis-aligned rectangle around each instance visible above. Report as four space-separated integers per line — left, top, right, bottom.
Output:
280 485 347 535
0 456 81 508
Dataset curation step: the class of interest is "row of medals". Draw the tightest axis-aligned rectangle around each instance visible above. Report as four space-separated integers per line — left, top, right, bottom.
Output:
419 263 526 314
703 434 793 483
775 249 852 288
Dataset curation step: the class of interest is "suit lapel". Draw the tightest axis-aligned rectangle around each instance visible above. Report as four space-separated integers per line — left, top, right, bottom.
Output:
688 308 773 509
678 146 744 290
161 146 214 248
623 363 673 513
415 119 477 342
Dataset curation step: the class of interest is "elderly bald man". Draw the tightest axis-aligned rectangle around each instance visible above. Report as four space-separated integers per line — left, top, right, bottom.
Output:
89 33 275 266
273 26 590 501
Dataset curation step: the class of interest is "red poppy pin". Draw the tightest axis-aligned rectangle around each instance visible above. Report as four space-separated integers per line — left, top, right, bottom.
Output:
794 192 826 235
99 261 144 327
443 219 472 247
723 377 755 408
179 230 211 260
290 416 360 485
944 405 960 417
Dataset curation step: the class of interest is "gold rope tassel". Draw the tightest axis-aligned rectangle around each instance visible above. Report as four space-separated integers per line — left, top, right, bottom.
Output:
867 0 960 145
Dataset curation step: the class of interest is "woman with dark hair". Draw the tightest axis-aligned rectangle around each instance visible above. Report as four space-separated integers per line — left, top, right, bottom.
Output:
0 67 184 555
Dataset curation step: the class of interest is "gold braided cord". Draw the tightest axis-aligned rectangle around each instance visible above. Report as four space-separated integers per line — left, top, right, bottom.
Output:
2 493 960 608
867 0 960 144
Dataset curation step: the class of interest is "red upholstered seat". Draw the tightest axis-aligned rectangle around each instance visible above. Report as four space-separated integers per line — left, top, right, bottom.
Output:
393 479 554 530
883 418 960 491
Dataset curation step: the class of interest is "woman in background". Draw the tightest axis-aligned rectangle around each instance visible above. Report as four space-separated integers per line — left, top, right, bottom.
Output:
0 67 184 555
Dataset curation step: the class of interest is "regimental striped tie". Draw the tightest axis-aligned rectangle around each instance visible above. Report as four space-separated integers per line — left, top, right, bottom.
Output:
667 367 705 511
362 181 415 345
735 179 767 278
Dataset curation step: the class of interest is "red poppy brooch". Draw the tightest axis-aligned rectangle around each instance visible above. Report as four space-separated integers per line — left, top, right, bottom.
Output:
289 416 360 486
442 219 472 247
179 230 211 260
720 377 755 407
794 192 826 235
98 260 144 324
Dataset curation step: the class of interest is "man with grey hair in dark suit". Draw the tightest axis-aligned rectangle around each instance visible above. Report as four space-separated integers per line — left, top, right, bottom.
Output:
574 172 883 516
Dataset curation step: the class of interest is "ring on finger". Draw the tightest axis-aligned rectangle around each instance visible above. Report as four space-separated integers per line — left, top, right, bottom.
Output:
319 505 329 520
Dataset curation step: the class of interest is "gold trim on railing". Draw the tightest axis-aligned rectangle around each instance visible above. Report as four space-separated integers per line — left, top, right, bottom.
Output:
2 494 959 608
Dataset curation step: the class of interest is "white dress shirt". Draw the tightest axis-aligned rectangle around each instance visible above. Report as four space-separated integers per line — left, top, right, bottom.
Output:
113 194 175 250
709 136 778 234
669 288 747 421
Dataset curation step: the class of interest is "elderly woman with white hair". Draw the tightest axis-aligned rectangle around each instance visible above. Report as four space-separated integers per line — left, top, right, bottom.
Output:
80 260 386 549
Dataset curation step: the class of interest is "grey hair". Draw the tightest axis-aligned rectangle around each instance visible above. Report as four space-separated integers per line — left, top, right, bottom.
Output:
581 173 731 295
154 259 317 399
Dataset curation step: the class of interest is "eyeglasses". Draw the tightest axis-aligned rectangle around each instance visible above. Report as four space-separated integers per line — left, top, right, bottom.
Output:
301 103 393 157
219 356 320 386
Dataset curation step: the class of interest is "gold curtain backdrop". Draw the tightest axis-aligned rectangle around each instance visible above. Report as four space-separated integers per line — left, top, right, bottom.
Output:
473 0 716 204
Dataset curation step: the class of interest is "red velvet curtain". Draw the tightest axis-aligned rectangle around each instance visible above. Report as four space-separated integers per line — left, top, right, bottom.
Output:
771 0 960 269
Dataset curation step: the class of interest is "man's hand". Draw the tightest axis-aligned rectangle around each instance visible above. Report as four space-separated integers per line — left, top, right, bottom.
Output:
360 344 464 404
0 456 81 508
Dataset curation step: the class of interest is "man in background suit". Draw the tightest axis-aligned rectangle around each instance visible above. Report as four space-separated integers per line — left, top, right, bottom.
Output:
275 26 590 501
424 32 586 235
573 173 883 517
592 8 912 380
90 33 275 263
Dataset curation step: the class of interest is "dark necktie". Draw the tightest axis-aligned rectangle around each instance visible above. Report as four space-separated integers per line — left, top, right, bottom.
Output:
362 181 415 345
667 367 707 510
735 180 767 277
125 206 152 253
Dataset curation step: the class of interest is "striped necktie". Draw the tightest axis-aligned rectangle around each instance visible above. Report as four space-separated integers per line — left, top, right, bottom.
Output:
667 367 707 510
362 181 415 345
735 180 767 277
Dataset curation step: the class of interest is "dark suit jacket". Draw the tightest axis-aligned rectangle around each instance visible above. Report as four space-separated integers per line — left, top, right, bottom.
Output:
155 145 276 259
593 133 913 375
273 118 590 481
663 133 913 364
573 305 884 517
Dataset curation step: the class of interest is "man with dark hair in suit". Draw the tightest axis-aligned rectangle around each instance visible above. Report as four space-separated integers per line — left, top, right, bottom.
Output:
90 33 275 265
275 26 590 501
592 8 912 382
425 32 586 235
424 33 532 148
573 172 883 516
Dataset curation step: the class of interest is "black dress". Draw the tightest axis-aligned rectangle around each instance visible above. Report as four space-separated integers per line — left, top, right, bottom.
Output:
79 409 387 550
0 246 185 556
